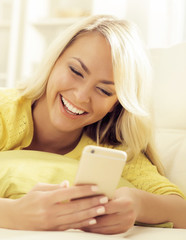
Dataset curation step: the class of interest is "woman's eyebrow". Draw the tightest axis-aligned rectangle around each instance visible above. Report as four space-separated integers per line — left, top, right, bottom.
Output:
72 57 90 74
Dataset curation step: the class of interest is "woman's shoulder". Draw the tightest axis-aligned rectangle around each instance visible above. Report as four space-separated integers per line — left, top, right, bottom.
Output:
0 87 31 108
0 88 22 104
0 88 33 151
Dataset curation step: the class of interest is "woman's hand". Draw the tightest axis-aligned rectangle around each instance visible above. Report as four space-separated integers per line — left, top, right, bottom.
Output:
9 182 108 231
82 187 139 234
83 187 186 234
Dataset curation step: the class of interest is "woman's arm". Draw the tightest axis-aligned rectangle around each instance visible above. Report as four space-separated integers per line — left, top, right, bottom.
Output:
83 187 186 234
0 183 108 230
133 188 186 228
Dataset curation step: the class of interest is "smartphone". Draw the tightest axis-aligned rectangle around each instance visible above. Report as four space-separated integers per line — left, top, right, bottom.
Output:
74 145 127 199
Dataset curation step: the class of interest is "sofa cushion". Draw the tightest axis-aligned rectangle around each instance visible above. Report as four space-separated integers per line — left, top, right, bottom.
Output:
150 42 186 195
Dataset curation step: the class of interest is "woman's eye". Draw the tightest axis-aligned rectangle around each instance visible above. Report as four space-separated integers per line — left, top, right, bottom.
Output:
97 87 113 97
69 66 83 78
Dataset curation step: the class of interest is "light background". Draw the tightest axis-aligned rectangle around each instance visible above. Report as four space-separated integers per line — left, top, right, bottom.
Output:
0 0 186 87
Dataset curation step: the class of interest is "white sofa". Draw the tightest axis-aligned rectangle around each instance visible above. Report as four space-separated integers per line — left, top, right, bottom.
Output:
151 42 186 198
0 43 186 239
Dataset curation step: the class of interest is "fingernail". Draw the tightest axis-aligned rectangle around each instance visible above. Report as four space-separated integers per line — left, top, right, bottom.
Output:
89 219 97 225
99 197 108 204
97 206 105 214
60 180 70 188
91 185 99 192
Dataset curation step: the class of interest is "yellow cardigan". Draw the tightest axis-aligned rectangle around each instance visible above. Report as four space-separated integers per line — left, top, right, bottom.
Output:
0 88 184 201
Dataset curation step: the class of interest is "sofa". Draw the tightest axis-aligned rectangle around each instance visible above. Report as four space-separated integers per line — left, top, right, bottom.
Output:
151 42 186 198
0 43 186 239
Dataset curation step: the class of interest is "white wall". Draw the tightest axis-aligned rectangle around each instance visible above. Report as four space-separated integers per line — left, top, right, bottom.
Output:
93 0 186 47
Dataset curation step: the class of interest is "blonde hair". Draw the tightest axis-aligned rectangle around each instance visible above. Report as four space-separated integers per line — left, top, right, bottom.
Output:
18 15 164 175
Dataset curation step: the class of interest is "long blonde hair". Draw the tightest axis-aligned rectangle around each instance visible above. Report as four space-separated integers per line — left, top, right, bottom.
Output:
18 15 164 175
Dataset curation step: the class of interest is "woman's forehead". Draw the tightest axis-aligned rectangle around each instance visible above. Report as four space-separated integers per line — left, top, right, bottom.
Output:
57 31 114 82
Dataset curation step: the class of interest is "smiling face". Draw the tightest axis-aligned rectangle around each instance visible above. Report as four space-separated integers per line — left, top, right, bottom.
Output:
42 31 118 136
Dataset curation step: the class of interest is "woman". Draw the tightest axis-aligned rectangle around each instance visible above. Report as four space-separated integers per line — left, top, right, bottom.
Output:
0 15 185 234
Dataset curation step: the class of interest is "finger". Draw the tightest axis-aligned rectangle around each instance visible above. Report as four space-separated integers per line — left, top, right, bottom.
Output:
84 223 126 235
85 213 120 229
57 218 97 231
54 195 108 215
31 182 64 192
104 198 126 214
60 180 70 188
47 185 100 204
86 211 135 234
56 205 106 225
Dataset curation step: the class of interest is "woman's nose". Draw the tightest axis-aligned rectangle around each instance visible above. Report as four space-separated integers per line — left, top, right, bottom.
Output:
74 85 91 103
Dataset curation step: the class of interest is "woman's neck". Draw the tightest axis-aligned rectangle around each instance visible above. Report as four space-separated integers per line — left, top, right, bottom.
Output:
26 132 82 155
26 98 83 155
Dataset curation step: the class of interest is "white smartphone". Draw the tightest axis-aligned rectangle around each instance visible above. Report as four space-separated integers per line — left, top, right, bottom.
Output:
74 145 127 199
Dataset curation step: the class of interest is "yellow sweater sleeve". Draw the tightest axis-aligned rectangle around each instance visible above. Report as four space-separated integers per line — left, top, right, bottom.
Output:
122 153 185 199
0 88 33 151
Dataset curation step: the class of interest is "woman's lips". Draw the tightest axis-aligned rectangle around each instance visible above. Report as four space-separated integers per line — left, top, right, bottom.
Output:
60 95 88 119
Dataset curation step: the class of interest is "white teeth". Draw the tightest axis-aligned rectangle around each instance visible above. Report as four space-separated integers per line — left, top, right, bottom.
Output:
61 96 85 115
